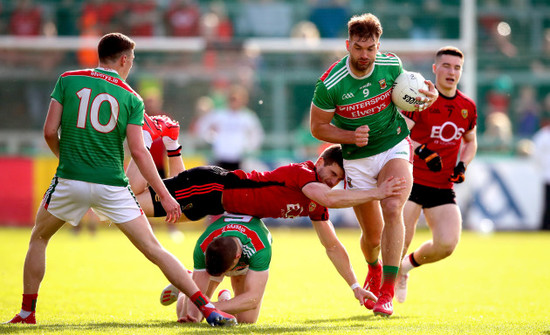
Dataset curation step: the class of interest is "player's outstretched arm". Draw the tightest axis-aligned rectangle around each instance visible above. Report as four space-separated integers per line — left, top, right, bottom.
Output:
302 177 406 208
213 270 268 323
311 219 375 306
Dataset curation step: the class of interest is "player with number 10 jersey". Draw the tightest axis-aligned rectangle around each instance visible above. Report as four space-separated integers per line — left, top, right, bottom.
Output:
51 68 144 187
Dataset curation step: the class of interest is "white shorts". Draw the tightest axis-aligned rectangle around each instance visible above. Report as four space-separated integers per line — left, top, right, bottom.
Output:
43 177 143 226
344 138 412 190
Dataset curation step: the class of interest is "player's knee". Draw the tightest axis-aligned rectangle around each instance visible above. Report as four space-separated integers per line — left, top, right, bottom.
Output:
435 239 458 258
380 198 404 218
361 233 381 249
236 308 260 324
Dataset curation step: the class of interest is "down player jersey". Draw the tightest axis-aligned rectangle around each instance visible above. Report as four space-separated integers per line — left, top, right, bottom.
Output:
312 53 409 160
402 89 477 189
223 161 329 221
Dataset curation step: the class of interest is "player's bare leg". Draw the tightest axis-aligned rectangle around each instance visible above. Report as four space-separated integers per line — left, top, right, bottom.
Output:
398 204 461 304
373 158 412 317
117 215 236 326
354 201 383 310
395 200 422 303
415 204 462 263
6 208 65 324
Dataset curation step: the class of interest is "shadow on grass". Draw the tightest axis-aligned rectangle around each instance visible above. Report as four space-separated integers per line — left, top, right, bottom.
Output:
0 314 415 334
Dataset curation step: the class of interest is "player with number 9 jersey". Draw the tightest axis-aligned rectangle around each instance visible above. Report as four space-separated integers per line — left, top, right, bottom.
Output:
312 53 408 160
51 68 144 187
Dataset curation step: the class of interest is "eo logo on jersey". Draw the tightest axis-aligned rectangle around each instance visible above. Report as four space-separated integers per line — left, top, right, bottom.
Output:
431 121 465 142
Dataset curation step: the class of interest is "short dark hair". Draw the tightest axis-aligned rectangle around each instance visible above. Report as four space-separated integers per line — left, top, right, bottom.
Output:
348 13 383 41
205 236 238 277
436 46 464 60
320 144 343 170
98 33 135 63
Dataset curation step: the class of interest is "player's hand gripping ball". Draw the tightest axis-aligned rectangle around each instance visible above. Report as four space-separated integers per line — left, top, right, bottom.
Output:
391 71 429 111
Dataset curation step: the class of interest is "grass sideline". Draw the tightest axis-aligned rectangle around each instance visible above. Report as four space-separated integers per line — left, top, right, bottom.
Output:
0 225 548 334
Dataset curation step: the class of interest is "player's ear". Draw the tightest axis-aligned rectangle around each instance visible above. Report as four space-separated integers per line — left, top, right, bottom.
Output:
314 156 324 169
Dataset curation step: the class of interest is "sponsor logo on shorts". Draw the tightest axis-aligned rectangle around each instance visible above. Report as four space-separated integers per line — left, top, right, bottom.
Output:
346 176 354 189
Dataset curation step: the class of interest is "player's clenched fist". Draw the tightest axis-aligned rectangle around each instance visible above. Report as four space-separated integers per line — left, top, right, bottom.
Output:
355 125 369 147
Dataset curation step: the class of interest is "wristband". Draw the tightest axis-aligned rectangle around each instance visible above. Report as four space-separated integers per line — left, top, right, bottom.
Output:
350 282 360 290
167 145 182 157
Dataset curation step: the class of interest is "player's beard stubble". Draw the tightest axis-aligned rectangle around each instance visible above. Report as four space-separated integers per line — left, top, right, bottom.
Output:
349 55 373 74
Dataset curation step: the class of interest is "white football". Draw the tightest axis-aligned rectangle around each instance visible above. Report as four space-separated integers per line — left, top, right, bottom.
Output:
391 71 429 111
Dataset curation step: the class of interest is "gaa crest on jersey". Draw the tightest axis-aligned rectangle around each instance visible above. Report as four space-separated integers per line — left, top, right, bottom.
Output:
379 79 387 89
309 202 317 213
461 109 468 119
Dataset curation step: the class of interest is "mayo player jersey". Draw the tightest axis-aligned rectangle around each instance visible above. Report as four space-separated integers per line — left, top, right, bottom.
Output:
51 68 144 187
402 89 477 189
193 214 272 273
312 53 409 160
223 161 330 221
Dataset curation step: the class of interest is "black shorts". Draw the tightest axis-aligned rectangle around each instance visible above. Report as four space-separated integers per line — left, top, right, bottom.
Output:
408 183 456 209
149 166 230 221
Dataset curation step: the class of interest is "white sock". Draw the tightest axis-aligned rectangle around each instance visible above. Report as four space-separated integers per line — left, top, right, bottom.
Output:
162 136 181 151
19 310 32 318
143 131 153 149
400 254 414 274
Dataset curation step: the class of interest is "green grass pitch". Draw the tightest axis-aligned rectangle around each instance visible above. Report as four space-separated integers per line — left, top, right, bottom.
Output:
1 225 548 334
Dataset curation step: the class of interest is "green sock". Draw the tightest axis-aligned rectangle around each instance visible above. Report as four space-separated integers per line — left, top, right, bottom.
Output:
367 259 379 267
382 265 399 287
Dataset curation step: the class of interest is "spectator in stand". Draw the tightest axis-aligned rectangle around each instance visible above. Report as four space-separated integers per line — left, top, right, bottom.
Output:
188 96 215 148
164 0 201 37
532 117 550 230
55 0 79 36
198 84 264 171
482 111 513 153
127 0 159 37
7 0 61 129
308 0 349 38
80 0 126 35
200 2 235 69
514 85 541 138
485 75 513 116
201 2 233 42
9 0 42 36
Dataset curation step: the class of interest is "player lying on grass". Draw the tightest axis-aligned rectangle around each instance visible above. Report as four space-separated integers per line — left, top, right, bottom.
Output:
127 115 406 307
161 214 275 324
